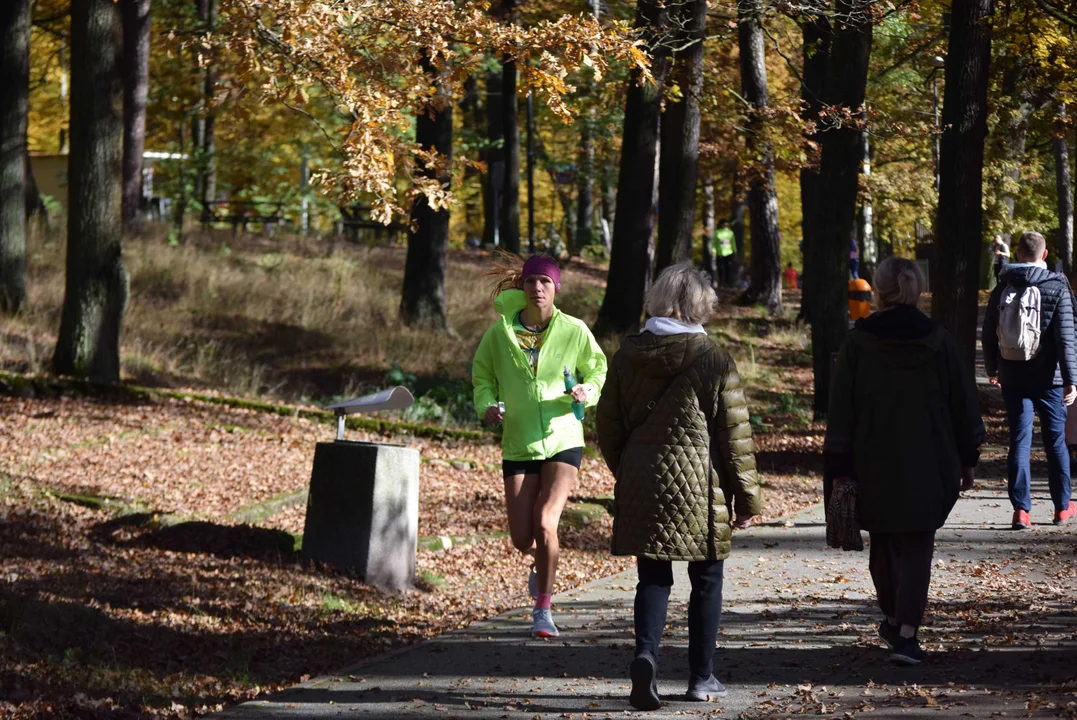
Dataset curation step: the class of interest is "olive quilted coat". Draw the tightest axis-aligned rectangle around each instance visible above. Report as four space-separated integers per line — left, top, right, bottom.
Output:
596 332 762 561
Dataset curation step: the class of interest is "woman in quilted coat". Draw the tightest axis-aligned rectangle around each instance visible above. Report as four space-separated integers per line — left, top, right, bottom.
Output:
825 257 984 666
597 264 761 711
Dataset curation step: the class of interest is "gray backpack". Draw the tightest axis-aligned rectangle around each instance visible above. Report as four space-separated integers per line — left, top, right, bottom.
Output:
997 283 1042 361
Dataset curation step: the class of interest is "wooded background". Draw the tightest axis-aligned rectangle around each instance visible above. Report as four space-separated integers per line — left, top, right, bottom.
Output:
2 0 1076 417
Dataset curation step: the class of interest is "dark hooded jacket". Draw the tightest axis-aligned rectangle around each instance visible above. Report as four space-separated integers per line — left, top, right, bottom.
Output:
982 263 1077 389
596 332 761 561
824 305 985 534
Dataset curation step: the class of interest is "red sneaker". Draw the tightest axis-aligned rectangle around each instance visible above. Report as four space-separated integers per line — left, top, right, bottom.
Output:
1054 504 1076 525
1012 509 1031 530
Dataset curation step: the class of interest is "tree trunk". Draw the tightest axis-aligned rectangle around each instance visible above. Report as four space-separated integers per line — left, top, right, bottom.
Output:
1054 105 1072 277
807 0 872 419
575 120 594 252
932 0 993 375
701 176 717 286
594 0 668 336
601 160 616 250
55 0 129 381
194 0 216 217
798 13 831 323
121 0 151 233
400 57 452 330
738 0 782 314
654 0 706 276
0 0 30 313
730 159 747 266
483 69 504 247
857 125 877 279
501 55 521 254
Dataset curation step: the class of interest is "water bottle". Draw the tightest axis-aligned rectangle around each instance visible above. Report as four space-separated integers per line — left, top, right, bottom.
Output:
563 365 586 421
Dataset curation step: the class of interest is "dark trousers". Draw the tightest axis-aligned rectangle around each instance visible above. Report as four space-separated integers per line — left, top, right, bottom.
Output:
1002 385 1072 512
716 255 735 288
635 557 724 681
868 531 935 629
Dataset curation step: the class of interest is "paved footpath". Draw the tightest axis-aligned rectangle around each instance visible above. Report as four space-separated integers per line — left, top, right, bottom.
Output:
218 478 1077 719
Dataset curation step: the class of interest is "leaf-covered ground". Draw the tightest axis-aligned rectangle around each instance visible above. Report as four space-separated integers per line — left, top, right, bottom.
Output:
0 368 823 719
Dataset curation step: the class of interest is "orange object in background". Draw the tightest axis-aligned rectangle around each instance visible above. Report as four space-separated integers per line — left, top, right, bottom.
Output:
848 278 872 321
783 265 799 289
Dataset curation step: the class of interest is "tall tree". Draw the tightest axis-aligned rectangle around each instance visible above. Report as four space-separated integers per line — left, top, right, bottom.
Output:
55 0 129 381
0 0 30 313
738 0 782 313
806 0 872 418
400 56 452 329
194 0 217 217
576 117 595 252
500 0 521 253
483 67 505 247
575 0 602 253
701 176 717 285
798 12 831 322
933 0 994 373
1054 105 1072 277
121 0 152 232
654 0 706 276
594 0 668 336
857 123 877 278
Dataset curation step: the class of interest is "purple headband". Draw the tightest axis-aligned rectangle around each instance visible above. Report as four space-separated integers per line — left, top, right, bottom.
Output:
522 255 561 290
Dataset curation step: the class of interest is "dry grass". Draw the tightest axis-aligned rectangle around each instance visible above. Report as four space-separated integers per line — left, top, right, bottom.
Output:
2 225 608 403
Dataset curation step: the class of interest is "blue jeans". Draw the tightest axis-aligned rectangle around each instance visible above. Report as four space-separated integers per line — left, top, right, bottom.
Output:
635 557 724 681
1002 385 1072 512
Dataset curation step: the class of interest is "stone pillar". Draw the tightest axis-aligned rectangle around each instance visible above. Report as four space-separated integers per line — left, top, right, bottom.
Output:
302 440 419 590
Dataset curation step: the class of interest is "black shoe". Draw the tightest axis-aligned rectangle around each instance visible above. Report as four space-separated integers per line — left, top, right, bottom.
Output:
891 635 927 665
686 674 728 701
630 653 661 711
877 620 900 649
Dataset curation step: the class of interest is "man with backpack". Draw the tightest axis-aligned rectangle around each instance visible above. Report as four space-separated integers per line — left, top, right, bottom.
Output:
982 231 1077 529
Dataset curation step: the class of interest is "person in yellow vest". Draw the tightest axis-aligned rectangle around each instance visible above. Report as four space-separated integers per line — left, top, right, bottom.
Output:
713 219 736 288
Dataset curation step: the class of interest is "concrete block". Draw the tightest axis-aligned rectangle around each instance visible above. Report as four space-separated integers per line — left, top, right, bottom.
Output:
302 440 420 590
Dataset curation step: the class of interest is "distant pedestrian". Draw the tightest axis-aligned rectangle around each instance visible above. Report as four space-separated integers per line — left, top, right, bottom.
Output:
992 233 1011 283
826 257 985 666
713 219 736 288
982 231 1077 529
473 254 608 639
783 262 799 290
849 236 860 280
597 264 761 710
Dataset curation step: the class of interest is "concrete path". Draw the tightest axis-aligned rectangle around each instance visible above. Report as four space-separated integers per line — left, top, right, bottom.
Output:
217 478 1077 719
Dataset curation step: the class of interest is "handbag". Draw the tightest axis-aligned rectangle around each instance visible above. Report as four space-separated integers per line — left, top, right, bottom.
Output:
826 478 864 551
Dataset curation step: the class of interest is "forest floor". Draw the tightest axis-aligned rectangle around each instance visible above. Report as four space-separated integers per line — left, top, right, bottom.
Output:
0 231 827 717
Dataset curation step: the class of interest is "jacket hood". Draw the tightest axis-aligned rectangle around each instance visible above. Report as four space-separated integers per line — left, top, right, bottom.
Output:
493 289 529 320
1000 263 1057 288
852 305 943 364
617 332 715 378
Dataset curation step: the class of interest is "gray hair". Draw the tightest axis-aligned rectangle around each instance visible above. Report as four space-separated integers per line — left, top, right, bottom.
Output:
645 263 717 324
873 256 924 308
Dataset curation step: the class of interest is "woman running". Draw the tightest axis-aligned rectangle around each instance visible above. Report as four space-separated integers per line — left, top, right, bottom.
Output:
472 254 607 638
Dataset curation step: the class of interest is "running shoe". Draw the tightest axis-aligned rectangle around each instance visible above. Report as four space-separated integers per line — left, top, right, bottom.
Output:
1012 509 1031 530
531 608 559 638
1054 503 1076 525
877 620 900 649
891 635 927 665
685 674 728 701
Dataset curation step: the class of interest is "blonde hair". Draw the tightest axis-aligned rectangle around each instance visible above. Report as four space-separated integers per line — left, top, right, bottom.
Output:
873 257 924 308
645 264 717 324
485 249 525 299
